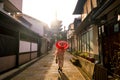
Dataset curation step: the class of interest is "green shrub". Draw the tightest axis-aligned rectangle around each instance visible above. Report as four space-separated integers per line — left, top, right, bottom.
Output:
79 52 89 58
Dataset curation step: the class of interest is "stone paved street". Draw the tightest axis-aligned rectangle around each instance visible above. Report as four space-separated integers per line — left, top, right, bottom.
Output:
10 47 86 80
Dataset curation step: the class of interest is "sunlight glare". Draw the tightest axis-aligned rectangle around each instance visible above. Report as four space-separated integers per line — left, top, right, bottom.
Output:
22 0 78 28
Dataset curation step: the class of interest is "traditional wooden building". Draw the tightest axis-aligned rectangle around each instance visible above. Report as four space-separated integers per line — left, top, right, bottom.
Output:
67 23 75 52
93 0 120 79
73 0 99 79
0 0 50 75
73 0 120 79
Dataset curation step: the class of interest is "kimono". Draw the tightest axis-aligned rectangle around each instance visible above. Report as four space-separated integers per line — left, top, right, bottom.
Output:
55 48 65 69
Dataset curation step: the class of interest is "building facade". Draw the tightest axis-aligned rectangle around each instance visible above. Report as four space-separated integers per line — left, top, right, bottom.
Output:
0 0 50 74
67 23 75 52
93 0 120 79
71 0 120 79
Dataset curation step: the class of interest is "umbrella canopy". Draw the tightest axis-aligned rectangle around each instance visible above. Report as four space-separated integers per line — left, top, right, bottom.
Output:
55 40 69 50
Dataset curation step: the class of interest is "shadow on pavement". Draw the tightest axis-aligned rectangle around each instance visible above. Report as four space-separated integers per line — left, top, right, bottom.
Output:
5 47 56 80
58 71 69 80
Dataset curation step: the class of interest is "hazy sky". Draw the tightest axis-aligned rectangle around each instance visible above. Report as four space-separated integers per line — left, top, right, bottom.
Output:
22 0 79 29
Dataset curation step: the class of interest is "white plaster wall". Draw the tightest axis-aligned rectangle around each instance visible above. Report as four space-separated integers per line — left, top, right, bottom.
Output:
19 40 30 53
31 42 37 51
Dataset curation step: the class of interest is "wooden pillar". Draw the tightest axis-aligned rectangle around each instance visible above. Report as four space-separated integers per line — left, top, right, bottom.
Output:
16 32 20 67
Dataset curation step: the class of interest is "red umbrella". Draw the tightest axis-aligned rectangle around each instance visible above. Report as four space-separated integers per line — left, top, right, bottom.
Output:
55 40 69 50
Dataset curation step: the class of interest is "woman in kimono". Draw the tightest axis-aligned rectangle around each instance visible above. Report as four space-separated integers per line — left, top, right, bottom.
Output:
55 40 68 71
55 47 65 71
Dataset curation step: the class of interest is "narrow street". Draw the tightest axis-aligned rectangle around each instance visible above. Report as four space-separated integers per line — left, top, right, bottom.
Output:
0 0 120 80
10 46 86 80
